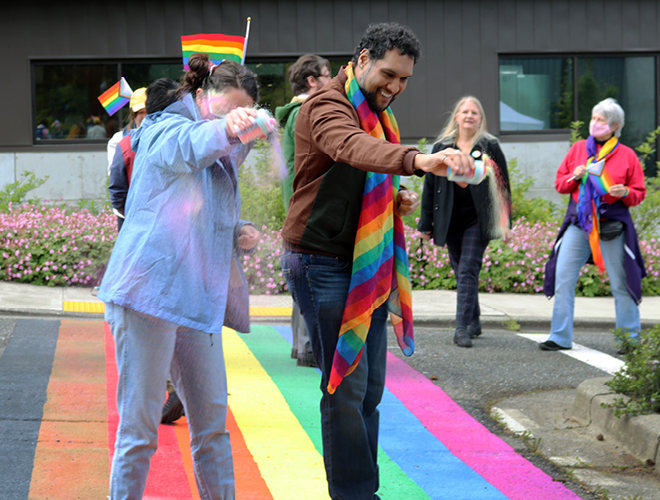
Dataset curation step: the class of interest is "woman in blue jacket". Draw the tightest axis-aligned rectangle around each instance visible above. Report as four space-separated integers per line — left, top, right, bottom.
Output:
99 54 261 499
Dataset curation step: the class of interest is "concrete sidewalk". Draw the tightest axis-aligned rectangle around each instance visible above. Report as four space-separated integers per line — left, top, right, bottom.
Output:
1 281 659 331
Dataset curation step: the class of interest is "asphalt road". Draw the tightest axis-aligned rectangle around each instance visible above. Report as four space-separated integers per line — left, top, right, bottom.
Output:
387 323 660 500
1 316 657 500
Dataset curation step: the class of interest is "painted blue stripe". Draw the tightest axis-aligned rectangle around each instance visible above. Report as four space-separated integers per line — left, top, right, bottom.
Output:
271 324 507 499
378 388 508 500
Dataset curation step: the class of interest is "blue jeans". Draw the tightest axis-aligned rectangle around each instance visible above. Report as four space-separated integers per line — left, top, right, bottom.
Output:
549 224 641 347
105 303 234 500
281 251 387 500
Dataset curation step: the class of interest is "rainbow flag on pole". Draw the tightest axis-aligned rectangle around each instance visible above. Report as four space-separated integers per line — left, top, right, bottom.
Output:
181 33 245 69
97 78 133 116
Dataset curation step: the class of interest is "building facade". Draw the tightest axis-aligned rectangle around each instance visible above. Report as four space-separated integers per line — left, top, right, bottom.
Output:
1 0 659 204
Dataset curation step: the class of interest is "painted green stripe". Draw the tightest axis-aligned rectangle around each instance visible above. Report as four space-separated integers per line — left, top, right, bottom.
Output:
243 325 431 499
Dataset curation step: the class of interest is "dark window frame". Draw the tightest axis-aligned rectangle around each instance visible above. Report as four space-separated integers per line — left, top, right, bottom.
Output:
30 54 350 147
498 52 660 139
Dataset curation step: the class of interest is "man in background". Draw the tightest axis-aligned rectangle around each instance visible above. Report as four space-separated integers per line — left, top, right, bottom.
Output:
275 54 332 367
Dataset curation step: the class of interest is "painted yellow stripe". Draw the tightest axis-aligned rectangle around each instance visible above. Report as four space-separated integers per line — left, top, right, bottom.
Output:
61 302 291 317
223 328 330 500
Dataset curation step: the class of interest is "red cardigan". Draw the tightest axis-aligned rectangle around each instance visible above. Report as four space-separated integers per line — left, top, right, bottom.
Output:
555 139 646 207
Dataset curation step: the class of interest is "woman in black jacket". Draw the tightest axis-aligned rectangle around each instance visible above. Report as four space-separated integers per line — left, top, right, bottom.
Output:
419 96 511 347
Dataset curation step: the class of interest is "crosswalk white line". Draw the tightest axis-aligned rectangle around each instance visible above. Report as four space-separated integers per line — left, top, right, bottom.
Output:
517 333 625 375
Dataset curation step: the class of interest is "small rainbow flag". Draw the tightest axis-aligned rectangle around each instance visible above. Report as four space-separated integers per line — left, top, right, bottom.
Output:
181 33 245 70
97 78 133 116
587 159 616 196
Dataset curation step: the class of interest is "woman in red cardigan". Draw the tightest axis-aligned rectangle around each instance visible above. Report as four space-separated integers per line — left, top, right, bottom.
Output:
541 98 647 351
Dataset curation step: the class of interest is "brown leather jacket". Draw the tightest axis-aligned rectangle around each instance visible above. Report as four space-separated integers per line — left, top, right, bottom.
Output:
281 67 420 260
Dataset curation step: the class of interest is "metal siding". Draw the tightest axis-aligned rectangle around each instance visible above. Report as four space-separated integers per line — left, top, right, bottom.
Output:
424 1 445 140
293 1 317 53
622 0 641 48
2 0 660 149
405 0 430 138
480 0 501 136
497 0 518 51
550 0 571 52
567 1 588 50
639 0 659 49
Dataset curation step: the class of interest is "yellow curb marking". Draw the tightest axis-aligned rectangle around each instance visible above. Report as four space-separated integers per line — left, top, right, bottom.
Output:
63 301 105 313
62 302 292 317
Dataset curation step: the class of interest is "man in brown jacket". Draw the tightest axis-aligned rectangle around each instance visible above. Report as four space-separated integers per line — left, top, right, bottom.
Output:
280 22 474 500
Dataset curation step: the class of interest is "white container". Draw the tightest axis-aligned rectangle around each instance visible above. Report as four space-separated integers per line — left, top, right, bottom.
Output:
236 108 277 144
447 159 488 185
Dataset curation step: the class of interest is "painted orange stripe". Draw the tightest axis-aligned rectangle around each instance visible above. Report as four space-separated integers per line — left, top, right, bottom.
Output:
28 320 110 499
104 322 194 498
227 407 275 500
172 407 274 500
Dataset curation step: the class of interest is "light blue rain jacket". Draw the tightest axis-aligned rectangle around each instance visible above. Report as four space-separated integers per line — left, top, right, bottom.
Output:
98 93 253 334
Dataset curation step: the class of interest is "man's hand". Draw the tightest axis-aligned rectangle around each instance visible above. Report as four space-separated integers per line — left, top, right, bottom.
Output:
420 231 432 241
397 189 420 216
238 224 260 250
414 149 475 177
225 107 259 138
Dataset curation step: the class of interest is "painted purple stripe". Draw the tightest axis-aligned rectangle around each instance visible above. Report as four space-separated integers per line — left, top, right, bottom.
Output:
385 353 583 500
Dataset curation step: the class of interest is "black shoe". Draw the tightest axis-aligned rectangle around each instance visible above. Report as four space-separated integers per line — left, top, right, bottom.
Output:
297 351 318 368
453 326 472 348
468 321 482 338
161 391 185 424
539 340 572 351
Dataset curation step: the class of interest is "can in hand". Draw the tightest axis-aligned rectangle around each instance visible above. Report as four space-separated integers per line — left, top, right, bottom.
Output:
236 108 277 144
447 159 488 185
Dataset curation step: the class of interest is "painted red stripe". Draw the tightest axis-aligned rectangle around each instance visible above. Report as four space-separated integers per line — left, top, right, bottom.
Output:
385 353 582 500
104 323 194 499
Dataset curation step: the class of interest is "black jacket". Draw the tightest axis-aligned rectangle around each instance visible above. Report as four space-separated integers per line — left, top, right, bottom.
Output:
418 136 511 246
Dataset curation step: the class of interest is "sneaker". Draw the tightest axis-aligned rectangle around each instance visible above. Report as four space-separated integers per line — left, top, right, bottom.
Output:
468 321 482 338
453 326 472 348
161 391 185 424
539 340 572 351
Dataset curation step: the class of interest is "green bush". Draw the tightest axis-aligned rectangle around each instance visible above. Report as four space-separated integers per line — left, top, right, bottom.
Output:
604 325 660 417
0 171 48 211
507 158 559 223
238 138 286 230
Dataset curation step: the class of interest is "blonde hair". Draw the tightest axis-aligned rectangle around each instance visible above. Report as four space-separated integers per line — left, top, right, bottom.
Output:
437 95 495 148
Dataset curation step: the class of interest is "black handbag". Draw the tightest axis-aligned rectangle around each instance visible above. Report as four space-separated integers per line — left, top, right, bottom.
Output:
599 219 624 241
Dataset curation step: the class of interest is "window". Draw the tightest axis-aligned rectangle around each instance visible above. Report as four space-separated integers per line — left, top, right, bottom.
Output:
499 55 657 149
500 57 573 131
246 60 345 112
33 62 183 142
33 59 346 143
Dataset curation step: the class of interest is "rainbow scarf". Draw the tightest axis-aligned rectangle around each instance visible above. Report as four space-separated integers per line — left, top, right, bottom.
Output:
576 135 620 272
327 63 414 395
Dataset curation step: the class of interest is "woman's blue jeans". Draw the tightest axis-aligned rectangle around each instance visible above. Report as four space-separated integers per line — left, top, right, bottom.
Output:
105 303 234 500
281 251 387 500
549 224 641 348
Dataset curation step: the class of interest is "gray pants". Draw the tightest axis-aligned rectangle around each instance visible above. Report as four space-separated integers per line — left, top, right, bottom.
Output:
291 301 315 366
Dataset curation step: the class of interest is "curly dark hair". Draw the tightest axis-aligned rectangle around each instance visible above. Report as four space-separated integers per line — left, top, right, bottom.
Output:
351 22 421 65
178 53 259 103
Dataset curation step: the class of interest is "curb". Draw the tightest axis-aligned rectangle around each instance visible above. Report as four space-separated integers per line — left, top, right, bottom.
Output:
572 377 660 472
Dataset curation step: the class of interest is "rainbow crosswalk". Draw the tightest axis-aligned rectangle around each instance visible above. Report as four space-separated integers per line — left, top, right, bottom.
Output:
6 319 584 499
